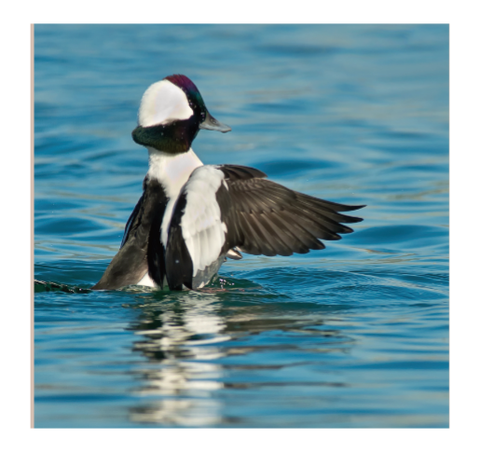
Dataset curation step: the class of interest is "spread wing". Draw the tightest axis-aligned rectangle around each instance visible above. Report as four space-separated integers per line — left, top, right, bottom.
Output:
216 165 364 256
165 164 364 289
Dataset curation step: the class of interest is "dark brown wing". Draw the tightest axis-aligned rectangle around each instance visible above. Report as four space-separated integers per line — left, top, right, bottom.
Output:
215 165 364 257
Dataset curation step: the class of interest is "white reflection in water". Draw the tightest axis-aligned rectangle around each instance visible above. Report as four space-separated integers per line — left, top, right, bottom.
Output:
130 292 229 426
130 398 223 426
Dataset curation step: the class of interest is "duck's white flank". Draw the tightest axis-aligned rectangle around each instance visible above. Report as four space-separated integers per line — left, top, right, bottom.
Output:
138 79 193 127
180 166 228 276
136 271 156 287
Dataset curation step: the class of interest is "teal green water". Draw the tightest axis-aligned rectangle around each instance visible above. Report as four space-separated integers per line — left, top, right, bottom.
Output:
34 24 448 428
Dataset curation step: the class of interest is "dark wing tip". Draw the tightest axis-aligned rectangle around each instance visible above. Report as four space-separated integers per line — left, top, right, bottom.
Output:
345 204 367 211
340 212 365 223
330 203 366 212
339 205 365 224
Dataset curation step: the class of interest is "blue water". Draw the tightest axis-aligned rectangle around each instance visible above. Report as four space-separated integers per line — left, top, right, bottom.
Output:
34 24 449 428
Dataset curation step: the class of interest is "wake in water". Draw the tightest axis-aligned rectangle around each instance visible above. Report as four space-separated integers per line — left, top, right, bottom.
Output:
34 279 92 294
34 274 259 294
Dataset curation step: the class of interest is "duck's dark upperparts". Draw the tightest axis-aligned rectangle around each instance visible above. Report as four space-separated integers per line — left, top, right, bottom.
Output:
92 74 364 292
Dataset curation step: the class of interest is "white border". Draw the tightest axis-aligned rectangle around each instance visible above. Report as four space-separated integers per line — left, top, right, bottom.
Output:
2 1 478 449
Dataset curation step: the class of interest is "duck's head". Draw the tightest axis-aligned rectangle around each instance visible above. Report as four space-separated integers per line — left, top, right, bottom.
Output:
132 74 231 154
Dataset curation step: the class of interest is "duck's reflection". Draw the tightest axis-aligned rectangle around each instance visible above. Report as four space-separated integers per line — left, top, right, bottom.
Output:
128 291 230 426
125 287 350 426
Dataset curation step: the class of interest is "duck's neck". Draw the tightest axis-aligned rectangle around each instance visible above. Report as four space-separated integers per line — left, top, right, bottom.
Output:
146 147 203 199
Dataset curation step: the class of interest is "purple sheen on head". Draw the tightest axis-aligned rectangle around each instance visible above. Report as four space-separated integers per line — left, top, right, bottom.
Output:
165 74 206 109
165 74 199 95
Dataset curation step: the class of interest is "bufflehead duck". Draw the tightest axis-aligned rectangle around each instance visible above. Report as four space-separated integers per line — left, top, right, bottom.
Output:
92 74 364 291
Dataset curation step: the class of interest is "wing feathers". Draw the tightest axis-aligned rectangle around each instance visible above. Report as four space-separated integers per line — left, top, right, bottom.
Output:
217 165 364 258
260 183 355 236
219 165 267 181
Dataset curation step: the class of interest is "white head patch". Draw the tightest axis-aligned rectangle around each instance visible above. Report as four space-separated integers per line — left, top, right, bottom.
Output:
138 79 194 127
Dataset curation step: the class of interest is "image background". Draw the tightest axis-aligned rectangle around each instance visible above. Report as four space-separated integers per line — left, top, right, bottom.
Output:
34 24 448 428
